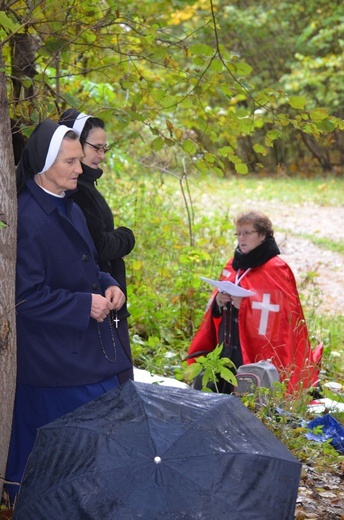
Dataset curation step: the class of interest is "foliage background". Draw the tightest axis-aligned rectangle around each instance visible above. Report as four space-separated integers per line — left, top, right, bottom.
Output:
1 0 344 175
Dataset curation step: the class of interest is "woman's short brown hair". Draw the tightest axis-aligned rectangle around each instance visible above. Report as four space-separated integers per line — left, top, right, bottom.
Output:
234 211 274 238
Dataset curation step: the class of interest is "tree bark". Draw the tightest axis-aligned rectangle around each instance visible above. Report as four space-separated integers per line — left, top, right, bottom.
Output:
11 32 38 101
0 46 17 498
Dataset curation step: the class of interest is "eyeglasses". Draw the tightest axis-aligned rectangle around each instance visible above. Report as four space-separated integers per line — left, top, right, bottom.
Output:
84 141 110 154
234 230 257 237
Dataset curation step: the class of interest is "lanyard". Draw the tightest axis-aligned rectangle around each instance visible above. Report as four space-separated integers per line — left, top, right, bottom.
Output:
235 268 251 285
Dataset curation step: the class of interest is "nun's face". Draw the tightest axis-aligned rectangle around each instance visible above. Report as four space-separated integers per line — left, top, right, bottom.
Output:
82 127 107 169
40 139 83 195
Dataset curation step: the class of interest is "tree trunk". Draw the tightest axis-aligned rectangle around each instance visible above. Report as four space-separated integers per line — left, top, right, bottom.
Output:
11 32 38 101
0 46 17 498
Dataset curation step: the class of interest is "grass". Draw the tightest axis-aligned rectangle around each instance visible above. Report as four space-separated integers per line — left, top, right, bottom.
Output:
295 234 344 255
197 174 344 206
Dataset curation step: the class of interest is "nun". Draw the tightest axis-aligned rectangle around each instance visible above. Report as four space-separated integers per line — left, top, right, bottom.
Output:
5 119 133 502
58 109 135 383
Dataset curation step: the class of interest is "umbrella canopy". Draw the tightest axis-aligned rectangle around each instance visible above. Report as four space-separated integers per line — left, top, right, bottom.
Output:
14 381 301 520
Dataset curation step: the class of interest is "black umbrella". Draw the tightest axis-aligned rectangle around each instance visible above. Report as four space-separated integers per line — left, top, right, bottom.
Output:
14 381 301 520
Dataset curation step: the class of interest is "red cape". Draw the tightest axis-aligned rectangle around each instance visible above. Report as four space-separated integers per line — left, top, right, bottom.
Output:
188 256 322 392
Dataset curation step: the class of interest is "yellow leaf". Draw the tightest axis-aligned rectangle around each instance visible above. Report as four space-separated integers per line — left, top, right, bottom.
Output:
132 260 143 271
174 128 183 141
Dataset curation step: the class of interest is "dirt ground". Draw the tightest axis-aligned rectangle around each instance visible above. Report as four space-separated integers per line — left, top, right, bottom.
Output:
257 202 344 315
295 463 344 520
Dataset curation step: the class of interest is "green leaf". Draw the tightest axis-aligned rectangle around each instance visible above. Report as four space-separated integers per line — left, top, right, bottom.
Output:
234 61 252 76
0 12 21 32
184 363 202 380
288 96 307 110
218 146 234 157
127 111 145 122
235 162 248 174
238 119 254 133
220 367 237 385
253 144 268 156
193 56 205 66
266 130 281 141
309 108 329 122
84 31 97 43
63 92 80 108
151 89 166 103
204 152 215 163
22 78 33 88
194 159 208 173
45 36 67 54
189 43 215 57
254 91 270 105
159 95 178 108
180 98 194 109
210 58 223 73
316 119 335 132
182 139 197 154
217 84 232 98
151 136 164 151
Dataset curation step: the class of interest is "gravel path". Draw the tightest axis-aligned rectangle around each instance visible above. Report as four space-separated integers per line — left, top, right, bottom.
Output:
253 202 344 314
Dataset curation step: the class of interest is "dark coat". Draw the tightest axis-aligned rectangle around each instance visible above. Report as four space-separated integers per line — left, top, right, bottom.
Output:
70 164 135 383
16 180 132 387
71 165 135 315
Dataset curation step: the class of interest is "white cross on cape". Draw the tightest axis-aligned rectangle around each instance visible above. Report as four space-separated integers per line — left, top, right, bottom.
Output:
252 293 280 335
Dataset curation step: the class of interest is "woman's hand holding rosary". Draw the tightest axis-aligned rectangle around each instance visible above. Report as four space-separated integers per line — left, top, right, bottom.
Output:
91 286 126 323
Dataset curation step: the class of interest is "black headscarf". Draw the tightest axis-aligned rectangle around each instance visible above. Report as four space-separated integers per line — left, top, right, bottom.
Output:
16 119 72 194
232 236 280 271
59 110 104 185
59 109 91 136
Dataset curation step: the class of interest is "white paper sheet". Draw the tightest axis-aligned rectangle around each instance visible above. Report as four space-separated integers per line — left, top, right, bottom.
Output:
200 276 255 297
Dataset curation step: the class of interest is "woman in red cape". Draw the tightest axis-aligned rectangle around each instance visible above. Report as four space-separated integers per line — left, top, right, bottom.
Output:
187 211 322 393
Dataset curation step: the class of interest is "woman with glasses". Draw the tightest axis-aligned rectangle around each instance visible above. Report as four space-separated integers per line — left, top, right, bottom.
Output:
59 109 135 385
187 210 322 393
